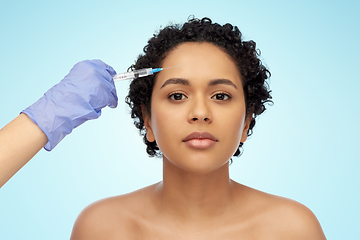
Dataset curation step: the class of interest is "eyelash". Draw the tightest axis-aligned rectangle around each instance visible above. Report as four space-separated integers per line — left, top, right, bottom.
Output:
168 92 187 101
167 92 232 101
212 92 232 101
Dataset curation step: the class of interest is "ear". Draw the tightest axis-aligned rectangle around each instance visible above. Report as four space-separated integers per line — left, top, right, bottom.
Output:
141 105 155 142
240 114 253 143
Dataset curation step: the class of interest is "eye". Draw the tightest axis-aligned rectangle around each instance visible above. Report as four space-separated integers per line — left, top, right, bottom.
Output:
212 92 232 100
168 92 187 101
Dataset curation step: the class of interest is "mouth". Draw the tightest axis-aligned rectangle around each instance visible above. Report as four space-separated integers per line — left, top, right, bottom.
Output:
182 132 218 149
183 131 218 142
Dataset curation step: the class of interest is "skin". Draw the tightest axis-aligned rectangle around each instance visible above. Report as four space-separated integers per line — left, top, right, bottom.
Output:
70 43 326 239
0 113 48 188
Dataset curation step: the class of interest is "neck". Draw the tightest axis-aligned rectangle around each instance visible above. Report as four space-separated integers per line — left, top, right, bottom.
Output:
154 157 235 221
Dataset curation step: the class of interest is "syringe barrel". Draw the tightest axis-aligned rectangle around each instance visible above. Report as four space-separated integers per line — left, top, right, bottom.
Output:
113 68 153 81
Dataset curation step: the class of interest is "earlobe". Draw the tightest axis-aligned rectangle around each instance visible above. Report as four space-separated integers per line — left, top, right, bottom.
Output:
240 114 253 143
141 105 155 142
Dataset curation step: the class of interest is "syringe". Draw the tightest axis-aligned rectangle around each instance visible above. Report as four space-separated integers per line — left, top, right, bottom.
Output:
113 66 179 82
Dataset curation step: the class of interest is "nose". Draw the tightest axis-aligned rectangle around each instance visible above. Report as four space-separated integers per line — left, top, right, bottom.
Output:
188 96 212 123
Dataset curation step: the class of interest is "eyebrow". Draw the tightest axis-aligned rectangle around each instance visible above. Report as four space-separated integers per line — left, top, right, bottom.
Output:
160 78 238 89
160 78 190 89
208 78 238 89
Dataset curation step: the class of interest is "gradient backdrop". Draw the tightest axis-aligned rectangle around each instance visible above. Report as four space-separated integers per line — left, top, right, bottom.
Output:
1 0 359 239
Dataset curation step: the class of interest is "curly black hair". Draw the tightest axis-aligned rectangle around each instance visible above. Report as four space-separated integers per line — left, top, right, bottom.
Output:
125 16 272 158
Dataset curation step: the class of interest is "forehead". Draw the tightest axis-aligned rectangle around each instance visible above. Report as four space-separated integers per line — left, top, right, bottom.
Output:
156 42 242 86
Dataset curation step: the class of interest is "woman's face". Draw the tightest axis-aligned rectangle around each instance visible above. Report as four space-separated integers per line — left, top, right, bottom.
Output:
144 42 251 174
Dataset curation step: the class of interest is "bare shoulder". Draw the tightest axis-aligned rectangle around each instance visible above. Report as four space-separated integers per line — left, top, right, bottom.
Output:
237 184 327 240
265 195 326 239
70 184 156 240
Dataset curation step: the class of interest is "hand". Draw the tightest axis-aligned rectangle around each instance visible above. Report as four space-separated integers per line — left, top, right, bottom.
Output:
22 59 118 151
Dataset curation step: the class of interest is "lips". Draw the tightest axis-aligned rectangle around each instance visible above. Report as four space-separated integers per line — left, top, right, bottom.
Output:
183 132 218 142
182 132 218 149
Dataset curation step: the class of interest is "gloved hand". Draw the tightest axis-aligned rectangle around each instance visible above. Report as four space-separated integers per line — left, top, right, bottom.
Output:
22 59 118 151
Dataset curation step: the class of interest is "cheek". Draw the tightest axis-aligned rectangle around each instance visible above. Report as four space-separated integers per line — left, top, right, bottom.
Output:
150 102 183 147
221 109 246 148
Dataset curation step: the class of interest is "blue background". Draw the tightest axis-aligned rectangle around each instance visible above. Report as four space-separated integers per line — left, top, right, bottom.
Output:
1 0 359 239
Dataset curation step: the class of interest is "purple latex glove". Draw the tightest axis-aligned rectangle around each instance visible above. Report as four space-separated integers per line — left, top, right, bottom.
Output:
22 59 118 151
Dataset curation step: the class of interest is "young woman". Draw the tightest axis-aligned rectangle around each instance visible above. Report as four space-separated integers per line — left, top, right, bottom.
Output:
0 17 326 239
